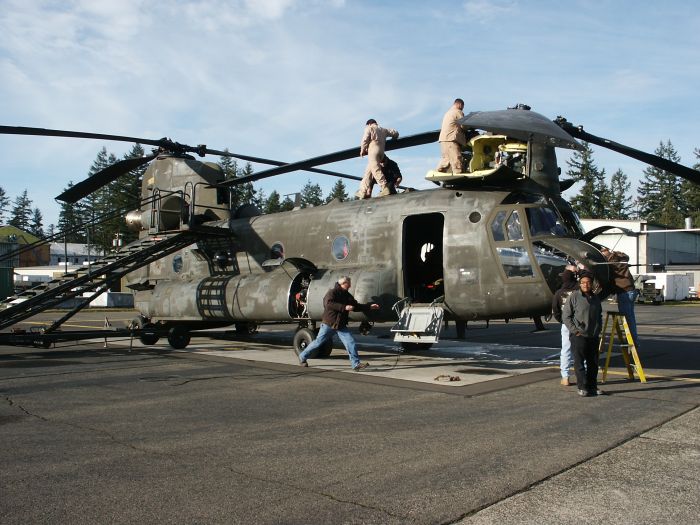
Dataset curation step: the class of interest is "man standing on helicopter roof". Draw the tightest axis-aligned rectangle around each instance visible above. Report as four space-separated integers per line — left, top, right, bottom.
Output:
436 98 468 173
356 119 399 199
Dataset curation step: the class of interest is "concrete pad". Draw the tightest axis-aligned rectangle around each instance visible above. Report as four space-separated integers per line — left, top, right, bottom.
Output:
176 328 560 389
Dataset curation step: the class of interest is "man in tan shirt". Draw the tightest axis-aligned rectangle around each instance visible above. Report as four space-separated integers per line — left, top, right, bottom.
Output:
435 98 467 173
356 119 399 199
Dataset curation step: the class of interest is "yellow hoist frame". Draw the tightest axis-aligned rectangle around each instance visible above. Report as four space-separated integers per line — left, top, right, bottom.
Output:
598 312 646 383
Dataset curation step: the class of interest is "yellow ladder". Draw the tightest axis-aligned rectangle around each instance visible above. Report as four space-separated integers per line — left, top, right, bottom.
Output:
598 312 646 383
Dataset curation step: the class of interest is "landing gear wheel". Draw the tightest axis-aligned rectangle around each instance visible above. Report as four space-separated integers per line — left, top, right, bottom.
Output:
167 326 191 349
235 322 258 335
400 342 433 353
293 328 315 357
133 316 159 346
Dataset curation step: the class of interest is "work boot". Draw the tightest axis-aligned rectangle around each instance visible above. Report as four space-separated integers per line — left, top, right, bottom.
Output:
378 186 392 197
353 362 370 371
355 190 368 199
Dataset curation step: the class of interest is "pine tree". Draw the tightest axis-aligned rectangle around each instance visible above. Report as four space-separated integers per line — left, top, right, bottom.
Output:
636 140 685 227
237 162 257 207
264 190 283 214
280 195 296 211
606 169 633 220
0 186 9 224
29 207 44 238
325 179 349 203
109 144 146 246
300 180 323 208
567 142 607 218
8 189 32 231
57 182 87 242
681 147 700 228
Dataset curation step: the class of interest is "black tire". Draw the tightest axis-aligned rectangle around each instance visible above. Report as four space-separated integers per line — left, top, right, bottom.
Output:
400 342 433 353
293 328 315 357
133 317 160 346
167 326 190 349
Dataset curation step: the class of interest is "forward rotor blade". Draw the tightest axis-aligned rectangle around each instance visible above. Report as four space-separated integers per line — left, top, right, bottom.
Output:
220 130 440 186
555 118 700 185
56 155 157 203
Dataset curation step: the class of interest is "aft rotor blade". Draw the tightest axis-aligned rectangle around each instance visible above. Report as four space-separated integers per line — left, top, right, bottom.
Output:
555 119 700 185
0 125 295 166
56 155 157 203
221 130 440 186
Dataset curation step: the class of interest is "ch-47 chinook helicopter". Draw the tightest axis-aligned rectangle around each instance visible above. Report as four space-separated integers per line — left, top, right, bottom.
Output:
1 104 699 353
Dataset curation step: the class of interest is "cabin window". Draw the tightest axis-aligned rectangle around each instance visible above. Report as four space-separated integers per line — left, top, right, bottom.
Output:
332 236 350 260
496 246 534 278
271 242 284 259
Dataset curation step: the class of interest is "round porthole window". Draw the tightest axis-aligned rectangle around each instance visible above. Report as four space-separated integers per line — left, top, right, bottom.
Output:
469 211 481 223
332 236 350 260
172 254 183 273
271 242 284 259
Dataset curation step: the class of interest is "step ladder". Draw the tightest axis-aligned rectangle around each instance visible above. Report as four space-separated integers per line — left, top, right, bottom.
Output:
598 311 646 383
390 298 445 345
0 230 201 332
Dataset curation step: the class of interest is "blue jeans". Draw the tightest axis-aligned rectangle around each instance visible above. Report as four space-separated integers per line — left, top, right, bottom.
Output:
617 290 638 342
560 323 572 378
298 323 361 368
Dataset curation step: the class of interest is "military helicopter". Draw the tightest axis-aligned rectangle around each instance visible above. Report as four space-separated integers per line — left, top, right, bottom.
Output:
1 105 698 353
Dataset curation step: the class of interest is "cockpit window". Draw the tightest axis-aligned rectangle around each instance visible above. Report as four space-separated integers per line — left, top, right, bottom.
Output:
506 211 523 241
496 246 534 278
526 207 567 236
491 211 507 241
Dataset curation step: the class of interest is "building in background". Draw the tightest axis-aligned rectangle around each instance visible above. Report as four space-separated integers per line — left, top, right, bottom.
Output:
581 219 700 301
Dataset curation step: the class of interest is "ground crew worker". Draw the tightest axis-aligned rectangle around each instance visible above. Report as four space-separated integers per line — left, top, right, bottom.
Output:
357 119 399 199
435 98 467 173
600 246 639 342
562 273 604 397
366 155 402 196
552 265 579 386
298 276 380 371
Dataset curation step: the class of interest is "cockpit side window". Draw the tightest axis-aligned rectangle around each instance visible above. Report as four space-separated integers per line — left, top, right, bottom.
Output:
506 211 523 241
491 211 507 241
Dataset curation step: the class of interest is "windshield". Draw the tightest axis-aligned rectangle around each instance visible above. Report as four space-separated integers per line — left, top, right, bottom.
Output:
525 206 568 237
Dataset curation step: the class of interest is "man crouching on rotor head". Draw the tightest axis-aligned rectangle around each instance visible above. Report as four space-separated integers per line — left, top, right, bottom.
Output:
298 276 380 371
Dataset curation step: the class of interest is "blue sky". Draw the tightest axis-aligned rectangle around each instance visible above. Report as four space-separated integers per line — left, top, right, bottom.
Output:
1 0 699 228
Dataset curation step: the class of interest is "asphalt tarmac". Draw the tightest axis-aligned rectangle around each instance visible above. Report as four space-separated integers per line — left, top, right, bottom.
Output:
1 304 698 524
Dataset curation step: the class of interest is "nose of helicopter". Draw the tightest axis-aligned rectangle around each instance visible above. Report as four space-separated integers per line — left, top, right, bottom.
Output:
534 238 610 294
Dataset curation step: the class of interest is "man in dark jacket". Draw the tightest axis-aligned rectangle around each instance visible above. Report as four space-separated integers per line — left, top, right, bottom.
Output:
552 266 579 386
562 273 604 397
298 276 379 370
600 246 638 342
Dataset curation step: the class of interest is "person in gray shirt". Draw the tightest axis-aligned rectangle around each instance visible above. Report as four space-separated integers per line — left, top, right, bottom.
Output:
562 273 604 397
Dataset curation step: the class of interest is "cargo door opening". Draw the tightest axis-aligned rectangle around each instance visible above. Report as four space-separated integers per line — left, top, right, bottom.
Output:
403 213 445 303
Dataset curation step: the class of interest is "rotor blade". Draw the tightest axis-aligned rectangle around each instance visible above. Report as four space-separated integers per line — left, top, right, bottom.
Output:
554 118 700 185
460 109 583 150
0 125 173 149
56 155 157 203
220 130 440 186
0 125 290 166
